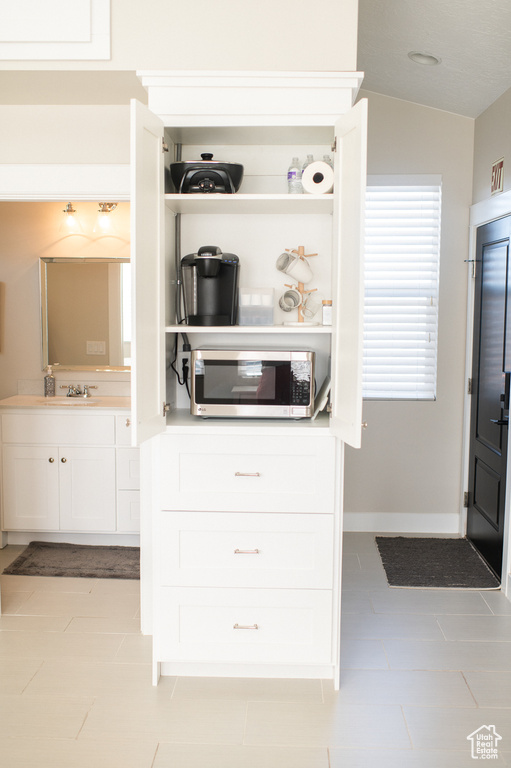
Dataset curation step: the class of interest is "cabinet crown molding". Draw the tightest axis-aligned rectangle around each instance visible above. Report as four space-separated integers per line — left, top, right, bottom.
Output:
137 70 364 127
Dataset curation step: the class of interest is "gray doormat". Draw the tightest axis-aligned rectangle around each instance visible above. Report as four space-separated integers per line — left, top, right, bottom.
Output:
2 541 140 580
375 536 500 589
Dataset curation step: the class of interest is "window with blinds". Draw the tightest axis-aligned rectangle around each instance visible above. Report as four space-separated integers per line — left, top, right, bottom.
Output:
363 176 442 400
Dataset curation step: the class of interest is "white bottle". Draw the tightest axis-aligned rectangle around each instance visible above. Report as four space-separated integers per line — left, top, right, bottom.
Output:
44 365 56 397
287 157 303 194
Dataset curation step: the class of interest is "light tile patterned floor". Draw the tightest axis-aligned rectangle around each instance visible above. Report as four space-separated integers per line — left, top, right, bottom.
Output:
1 533 510 766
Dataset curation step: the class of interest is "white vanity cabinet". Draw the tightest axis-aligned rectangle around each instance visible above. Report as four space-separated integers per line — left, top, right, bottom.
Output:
3 444 116 532
0 405 140 536
130 71 367 687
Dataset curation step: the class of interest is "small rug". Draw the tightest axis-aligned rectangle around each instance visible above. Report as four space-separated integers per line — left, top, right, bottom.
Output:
2 541 140 580
375 536 500 590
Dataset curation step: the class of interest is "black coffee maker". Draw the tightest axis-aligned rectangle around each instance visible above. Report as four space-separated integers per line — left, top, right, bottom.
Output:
181 245 239 326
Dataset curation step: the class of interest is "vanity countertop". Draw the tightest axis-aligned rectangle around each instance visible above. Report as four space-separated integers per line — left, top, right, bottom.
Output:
0 395 131 410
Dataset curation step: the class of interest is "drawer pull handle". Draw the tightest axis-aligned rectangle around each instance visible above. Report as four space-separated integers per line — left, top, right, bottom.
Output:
233 623 259 630
234 548 260 555
234 472 261 477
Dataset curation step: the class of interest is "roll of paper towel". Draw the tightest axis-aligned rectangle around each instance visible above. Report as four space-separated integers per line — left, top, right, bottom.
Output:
301 161 334 194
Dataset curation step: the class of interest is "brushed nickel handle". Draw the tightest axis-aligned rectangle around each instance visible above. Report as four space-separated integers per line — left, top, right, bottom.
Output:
234 548 260 555
234 472 261 477
61 457 67 463
48 457 55 463
233 623 259 630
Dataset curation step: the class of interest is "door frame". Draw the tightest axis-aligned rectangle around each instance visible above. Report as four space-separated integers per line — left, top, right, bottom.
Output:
0 165 130 550
462 189 511 596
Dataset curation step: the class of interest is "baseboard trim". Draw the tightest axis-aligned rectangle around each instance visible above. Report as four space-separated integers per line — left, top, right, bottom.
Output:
343 512 461 534
160 661 335 680
4 531 140 547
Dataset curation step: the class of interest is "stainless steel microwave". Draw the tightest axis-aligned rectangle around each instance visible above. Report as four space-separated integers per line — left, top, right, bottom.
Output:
190 349 315 418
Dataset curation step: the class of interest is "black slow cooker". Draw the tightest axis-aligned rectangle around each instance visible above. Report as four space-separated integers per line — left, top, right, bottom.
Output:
169 153 244 194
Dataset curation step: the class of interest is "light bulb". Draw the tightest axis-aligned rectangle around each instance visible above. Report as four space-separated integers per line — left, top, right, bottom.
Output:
60 203 83 235
94 203 118 234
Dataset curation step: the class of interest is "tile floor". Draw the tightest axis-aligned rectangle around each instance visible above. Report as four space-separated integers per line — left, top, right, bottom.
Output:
1 532 510 766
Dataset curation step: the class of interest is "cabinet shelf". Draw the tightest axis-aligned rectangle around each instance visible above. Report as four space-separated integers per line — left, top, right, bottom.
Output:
164 193 333 215
165 324 332 334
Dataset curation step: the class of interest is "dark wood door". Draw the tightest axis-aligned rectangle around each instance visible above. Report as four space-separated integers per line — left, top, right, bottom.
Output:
467 216 511 577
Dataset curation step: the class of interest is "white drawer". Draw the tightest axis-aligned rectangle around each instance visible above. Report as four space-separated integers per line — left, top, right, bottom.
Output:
1 414 115 445
158 587 332 665
160 511 333 588
117 448 140 490
117 490 140 532
159 434 335 513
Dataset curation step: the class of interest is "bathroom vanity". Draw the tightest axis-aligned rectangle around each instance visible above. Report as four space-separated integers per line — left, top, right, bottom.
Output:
0 396 139 539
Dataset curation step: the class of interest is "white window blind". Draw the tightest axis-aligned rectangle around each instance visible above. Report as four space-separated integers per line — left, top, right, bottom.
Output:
363 177 441 400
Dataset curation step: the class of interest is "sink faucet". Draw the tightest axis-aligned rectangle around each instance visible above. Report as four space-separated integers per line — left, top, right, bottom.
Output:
60 384 98 398
60 385 82 397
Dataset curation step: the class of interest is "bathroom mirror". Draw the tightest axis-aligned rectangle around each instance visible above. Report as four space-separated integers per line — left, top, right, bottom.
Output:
40 257 131 371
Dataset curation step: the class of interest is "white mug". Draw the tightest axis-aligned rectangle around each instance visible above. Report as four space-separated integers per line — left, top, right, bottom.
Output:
276 252 313 284
279 288 302 312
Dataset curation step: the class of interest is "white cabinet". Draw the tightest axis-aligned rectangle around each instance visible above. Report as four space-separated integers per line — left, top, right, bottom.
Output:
159 587 333 666
130 71 367 448
153 425 341 683
159 433 335 513
155 429 338 676
58 447 116 532
3 444 116 532
3 446 60 530
116 448 140 532
130 71 366 687
1 409 140 535
115 415 141 532
160 511 334 589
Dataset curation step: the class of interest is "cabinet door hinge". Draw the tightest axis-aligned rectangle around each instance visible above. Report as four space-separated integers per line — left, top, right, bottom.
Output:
464 491 470 508
331 137 337 153
163 402 171 416
162 139 169 153
467 378 473 395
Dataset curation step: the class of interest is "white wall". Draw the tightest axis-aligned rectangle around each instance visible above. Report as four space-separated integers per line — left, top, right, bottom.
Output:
473 86 511 205
0 0 359 73
344 91 474 533
0 106 130 165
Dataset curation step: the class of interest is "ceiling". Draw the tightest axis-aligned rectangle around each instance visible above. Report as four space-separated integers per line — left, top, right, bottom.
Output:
0 2 510 118
357 0 511 118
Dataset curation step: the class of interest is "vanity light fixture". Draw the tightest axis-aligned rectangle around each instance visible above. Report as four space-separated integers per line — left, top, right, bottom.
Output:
60 202 83 234
94 202 118 234
408 51 441 66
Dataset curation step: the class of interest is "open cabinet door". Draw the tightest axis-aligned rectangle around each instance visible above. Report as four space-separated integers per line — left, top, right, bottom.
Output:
130 99 166 446
330 98 368 449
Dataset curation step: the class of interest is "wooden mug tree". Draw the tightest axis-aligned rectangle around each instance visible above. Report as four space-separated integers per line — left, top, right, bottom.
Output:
283 245 317 323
